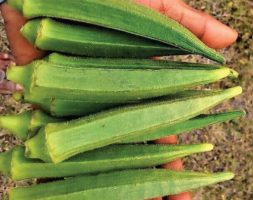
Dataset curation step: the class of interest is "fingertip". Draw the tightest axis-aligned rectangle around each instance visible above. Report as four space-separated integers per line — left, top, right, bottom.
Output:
155 135 178 144
167 192 192 200
201 17 238 49
162 159 184 170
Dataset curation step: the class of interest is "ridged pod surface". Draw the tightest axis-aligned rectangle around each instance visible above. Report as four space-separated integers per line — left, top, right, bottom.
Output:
22 18 188 58
24 87 242 163
7 60 236 103
8 0 224 62
122 110 245 143
9 169 234 200
0 144 213 180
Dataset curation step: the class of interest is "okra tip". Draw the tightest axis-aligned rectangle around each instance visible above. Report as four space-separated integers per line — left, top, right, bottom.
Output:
226 86 242 97
228 68 239 79
200 143 214 152
216 172 235 181
0 149 12 177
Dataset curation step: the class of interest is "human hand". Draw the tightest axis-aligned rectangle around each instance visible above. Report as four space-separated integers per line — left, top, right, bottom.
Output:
0 3 45 66
135 1 238 200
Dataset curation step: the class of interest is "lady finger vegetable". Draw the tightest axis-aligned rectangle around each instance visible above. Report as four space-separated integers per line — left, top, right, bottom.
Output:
7 61 236 103
122 110 245 143
0 110 63 140
22 18 188 58
7 0 224 62
24 87 242 163
45 53 236 72
8 169 234 200
0 144 213 180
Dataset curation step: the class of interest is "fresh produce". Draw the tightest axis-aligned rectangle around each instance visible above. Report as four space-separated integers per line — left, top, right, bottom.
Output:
22 18 188 58
8 169 234 200
24 87 242 163
7 0 224 62
0 110 244 142
45 52 235 71
0 144 213 180
0 110 63 140
7 60 235 103
122 110 245 143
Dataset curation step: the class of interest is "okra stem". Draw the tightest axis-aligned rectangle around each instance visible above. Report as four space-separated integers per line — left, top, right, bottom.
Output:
0 111 32 140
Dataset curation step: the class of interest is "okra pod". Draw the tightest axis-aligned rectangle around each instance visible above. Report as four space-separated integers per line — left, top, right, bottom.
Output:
7 61 236 103
22 18 188 58
0 144 213 180
24 87 242 163
7 0 225 62
9 169 234 200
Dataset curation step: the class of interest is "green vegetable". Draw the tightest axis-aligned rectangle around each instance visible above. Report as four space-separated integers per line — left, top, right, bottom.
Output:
8 169 234 200
0 144 213 180
24 87 242 163
7 60 235 103
122 110 245 143
45 53 236 72
0 110 63 140
7 0 224 62
22 18 188 58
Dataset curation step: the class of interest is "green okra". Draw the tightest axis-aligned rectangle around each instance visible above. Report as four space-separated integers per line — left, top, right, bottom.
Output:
7 0 225 63
0 110 63 140
121 110 245 143
7 60 236 104
24 87 242 163
45 53 236 72
22 18 188 58
0 144 213 180
9 169 234 200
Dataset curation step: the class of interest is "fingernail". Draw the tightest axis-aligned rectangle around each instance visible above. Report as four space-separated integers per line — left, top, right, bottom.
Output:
16 84 24 91
10 61 16 66
3 54 9 59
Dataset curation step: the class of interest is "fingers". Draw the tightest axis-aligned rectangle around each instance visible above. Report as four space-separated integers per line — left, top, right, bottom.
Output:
0 80 22 94
155 135 192 200
135 0 238 49
1 3 45 65
0 53 15 61
0 53 16 70
167 192 192 200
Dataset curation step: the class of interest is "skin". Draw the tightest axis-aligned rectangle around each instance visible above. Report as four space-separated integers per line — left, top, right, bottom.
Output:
0 0 237 199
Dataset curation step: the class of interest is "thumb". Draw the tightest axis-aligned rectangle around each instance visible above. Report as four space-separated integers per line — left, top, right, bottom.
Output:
135 0 238 49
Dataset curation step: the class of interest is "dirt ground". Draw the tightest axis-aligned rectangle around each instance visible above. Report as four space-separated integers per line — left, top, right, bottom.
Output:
0 0 252 200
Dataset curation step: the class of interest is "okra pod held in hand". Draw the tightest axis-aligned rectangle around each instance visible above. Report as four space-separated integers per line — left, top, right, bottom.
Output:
22 18 188 58
7 0 224 62
0 144 213 180
25 87 242 163
9 169 234 200
7 60 236 103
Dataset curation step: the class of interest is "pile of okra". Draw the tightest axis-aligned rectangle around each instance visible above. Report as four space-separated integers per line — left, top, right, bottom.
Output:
0 0 244 199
